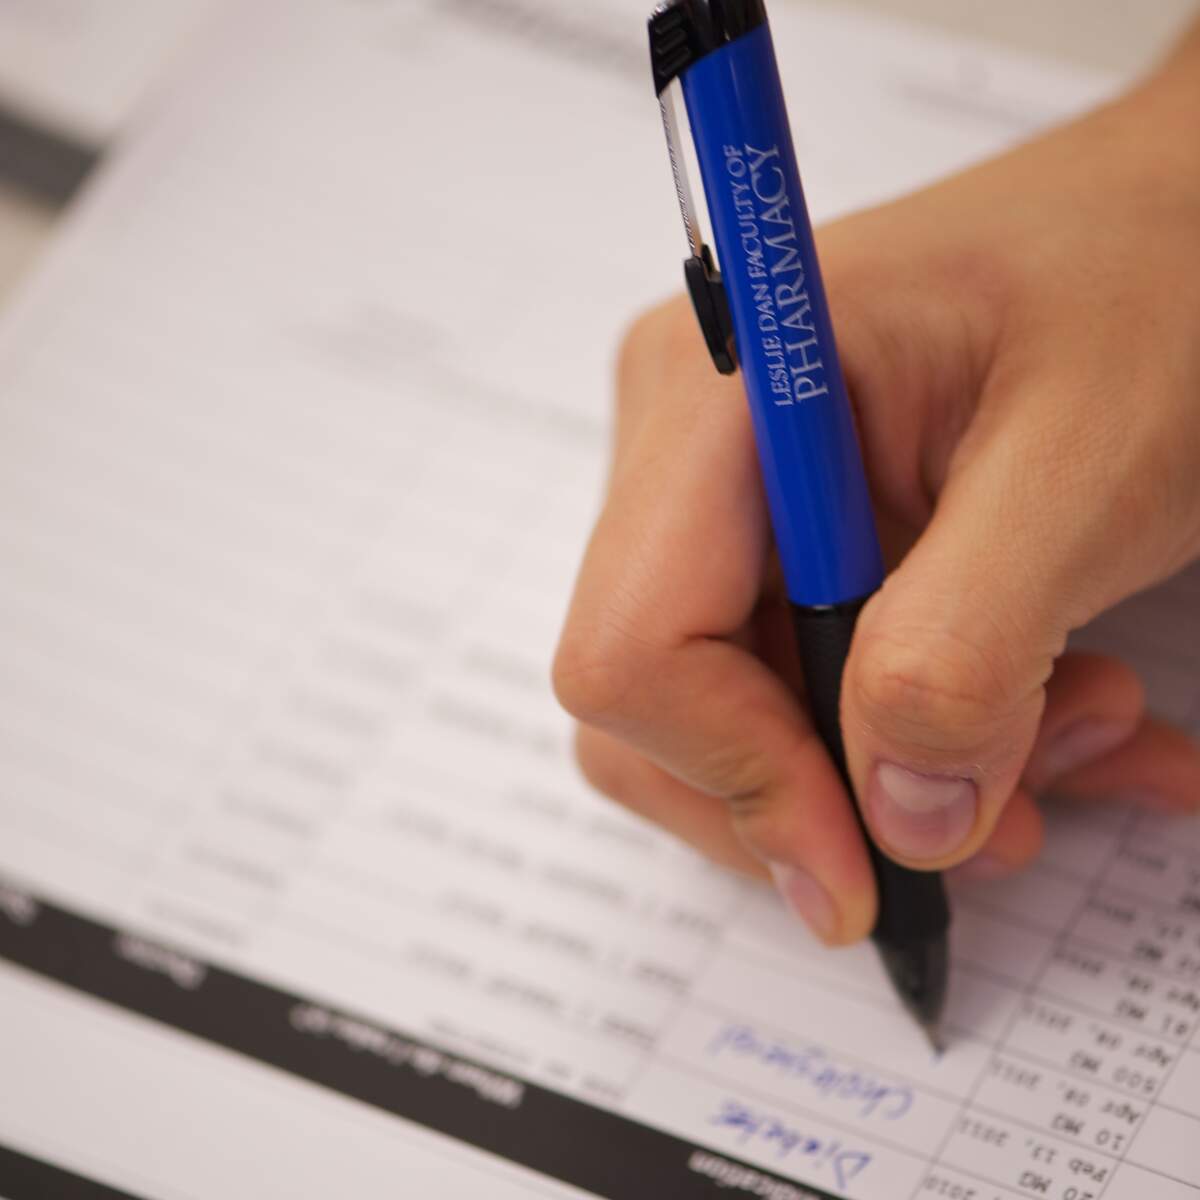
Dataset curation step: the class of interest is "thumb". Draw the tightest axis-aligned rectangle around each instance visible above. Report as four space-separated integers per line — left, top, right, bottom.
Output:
841 399 1161 871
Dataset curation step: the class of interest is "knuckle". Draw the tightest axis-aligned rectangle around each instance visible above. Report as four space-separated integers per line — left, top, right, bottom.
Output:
727 792 783 861
854 629 1016 744
551 620 643 725
726 784 775 834
695 733 781 816
722 762 793 859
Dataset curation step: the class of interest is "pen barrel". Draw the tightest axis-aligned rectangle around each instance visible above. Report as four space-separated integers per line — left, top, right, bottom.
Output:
680 21 885 608
792 600 950 948
678 15 949 950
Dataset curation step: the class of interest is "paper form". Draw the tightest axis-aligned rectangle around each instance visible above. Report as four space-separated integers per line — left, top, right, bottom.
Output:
0 0 218 145
0 1 1196 1198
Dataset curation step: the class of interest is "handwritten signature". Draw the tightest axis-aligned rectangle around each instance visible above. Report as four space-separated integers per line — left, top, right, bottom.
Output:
708 1024 913 1120
711 1097 872 1191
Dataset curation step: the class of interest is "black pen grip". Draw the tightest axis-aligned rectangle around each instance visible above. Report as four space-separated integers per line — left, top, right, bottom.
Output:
791 599 950 948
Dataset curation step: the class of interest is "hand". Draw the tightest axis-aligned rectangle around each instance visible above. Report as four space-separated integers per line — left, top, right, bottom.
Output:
552 38 1200 944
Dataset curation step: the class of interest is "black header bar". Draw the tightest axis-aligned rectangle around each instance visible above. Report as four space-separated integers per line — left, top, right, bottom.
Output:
0 883 836 1200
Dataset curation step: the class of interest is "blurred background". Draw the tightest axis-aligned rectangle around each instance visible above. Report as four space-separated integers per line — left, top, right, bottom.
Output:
0 0 1196 309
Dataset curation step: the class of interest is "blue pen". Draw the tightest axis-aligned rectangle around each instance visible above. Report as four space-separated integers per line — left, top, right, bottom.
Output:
648 0 950 1047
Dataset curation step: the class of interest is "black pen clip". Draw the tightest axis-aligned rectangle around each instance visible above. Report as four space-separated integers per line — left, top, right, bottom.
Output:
649 4 737 376
683 246 736 376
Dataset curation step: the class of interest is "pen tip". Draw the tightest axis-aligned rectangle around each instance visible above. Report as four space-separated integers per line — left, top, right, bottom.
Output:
921 1021 945 1058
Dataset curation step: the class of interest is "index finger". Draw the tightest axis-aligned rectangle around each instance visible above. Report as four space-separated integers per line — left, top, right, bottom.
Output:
553 302 877 942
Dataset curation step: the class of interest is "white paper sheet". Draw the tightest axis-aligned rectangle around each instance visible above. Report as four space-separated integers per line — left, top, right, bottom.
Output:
0 2 1196 1198
0 0 218 144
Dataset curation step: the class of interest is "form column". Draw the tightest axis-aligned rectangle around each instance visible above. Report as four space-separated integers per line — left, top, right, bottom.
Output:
936 809 1200 1200
1085 815 1200 1200
911 816 1103 1200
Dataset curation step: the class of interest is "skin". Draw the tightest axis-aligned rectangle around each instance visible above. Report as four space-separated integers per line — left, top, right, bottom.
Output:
552 21 1200 945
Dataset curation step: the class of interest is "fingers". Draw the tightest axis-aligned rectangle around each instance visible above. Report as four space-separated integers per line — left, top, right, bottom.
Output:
560 289 1197 945
1052 715 1200 812
949 652 1141 880
555 302 876 943
1018 649 1200 814
842 514 1050 873
953 714 1200 884
951 651 1197 882
840 374 1177 873
558 615 877 943
578 668 1199 897
576 708 884 946
952 788 1045 881
574 726 763 877
1023 652 1144 792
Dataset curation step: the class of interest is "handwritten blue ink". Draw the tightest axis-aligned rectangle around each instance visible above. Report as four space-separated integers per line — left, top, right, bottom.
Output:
707 1024 912 1120
711 1097 872 1191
